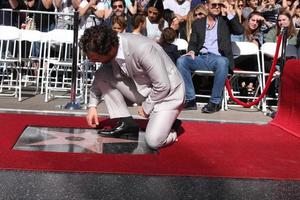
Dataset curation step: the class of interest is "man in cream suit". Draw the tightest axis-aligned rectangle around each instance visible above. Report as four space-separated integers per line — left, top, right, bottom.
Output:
79 25 185 149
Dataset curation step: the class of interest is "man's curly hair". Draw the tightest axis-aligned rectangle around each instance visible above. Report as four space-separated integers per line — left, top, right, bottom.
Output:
79 25 119 55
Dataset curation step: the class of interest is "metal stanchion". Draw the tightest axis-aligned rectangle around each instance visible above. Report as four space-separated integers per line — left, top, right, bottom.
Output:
280 27 288 74
268 27 288 118
65 11 81 110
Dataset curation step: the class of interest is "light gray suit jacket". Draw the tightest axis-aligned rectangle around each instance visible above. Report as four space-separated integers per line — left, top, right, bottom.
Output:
89 33 184 115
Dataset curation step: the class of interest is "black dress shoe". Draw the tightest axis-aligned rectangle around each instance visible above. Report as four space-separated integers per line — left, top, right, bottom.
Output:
201 102 221 113
171 119 182 132
98 121 140 139
184 99 197 110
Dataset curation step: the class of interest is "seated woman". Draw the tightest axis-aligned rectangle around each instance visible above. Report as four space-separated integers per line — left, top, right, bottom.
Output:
264 8 298 45
183 4 208 42
264 8 298 99
231 11 265 97
233 11 264 71
264 8 299 70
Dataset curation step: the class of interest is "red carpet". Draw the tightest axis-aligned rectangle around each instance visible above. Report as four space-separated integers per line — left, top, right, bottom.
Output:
0 113 300 180
270 59 300 138
0 60 299 180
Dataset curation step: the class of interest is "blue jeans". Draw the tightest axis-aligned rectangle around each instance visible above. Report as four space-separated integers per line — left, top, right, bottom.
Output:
176 53 229 104
32 23 55 57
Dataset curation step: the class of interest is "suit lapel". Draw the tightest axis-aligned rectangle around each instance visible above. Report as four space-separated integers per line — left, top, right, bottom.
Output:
217 16 222 45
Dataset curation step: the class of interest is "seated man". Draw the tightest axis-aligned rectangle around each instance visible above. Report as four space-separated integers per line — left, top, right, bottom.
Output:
176 0 244 113
80 25 185 149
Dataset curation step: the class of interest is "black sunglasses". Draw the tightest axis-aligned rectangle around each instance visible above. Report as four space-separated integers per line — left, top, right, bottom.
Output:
194 12 205 17
113 4 123 9
210 3 225 8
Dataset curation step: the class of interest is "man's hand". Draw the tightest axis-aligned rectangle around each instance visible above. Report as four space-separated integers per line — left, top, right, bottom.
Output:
222 1 236 16
86 107 99 128
184 51 195 60
138 106 149 118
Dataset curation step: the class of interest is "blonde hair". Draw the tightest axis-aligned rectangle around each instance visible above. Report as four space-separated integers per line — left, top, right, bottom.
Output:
186 4 208 42
185 11 195 42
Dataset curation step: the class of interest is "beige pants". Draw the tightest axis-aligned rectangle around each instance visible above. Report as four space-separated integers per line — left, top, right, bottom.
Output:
93 65 184 149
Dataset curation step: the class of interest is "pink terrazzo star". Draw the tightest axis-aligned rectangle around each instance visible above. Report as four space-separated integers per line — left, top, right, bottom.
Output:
27 129 138 153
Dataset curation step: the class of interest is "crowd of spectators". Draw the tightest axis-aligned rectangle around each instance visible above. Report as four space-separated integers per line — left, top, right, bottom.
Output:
1 0 300 113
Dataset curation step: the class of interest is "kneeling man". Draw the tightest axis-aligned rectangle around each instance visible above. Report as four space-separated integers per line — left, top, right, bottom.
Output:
80 25 185 149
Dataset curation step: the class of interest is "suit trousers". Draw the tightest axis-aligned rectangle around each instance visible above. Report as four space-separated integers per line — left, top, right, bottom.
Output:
93 65 184 149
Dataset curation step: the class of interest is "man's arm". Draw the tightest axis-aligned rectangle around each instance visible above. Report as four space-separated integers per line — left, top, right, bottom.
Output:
222 1 244 35
136 44 172 115
41 0 54 9
187 19 204 54
78 0 96 17
26 0 35 8
72 0 81 10
86 73 102 127
8 0 19 9
227 15 244 35
54 0 62 9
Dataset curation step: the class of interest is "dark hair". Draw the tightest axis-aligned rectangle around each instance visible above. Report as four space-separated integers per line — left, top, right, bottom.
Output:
159 27 177 44
112 15 127 30
244 11 263 40
79 25 119 55
276 8 297 38
111 0 126 8
132 13 146 29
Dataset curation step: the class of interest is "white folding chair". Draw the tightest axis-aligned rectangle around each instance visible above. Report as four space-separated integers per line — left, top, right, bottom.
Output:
0 25 21 100
261 42 298 111
43 29 83 102
172 38 188 52
192 70 227 110
20 29 43 96
227 41 264 110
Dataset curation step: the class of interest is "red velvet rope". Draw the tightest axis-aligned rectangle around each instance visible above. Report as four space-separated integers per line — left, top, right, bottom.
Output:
225 34 283 108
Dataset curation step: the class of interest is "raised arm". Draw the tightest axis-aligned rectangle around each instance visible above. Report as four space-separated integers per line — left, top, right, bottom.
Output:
54 0 63 9
8 0 19 9
78 0 97 17
72 0 81 10
42 0 54 9
127 0 137 15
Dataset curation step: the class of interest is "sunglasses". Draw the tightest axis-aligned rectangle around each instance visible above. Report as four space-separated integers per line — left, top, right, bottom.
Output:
210 3 224 8
238 4 244 8
194 12 205 17
148 10 158 15
113 4 123 9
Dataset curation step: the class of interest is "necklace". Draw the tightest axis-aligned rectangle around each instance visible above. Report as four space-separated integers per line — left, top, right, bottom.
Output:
207 20 216 30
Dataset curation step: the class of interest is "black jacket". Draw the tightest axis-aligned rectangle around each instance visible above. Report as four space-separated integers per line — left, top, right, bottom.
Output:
188 15 244 71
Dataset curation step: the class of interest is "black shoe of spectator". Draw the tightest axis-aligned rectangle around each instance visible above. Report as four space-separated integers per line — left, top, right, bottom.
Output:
184 99 197 110
201 102 221 113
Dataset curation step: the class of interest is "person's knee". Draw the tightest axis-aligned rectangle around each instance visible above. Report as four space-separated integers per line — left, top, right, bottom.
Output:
145 135 161 149
176 56 188 70
215 57 229 74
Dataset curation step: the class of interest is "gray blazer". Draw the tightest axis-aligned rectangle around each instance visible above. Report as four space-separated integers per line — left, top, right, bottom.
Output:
89 33 184 114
